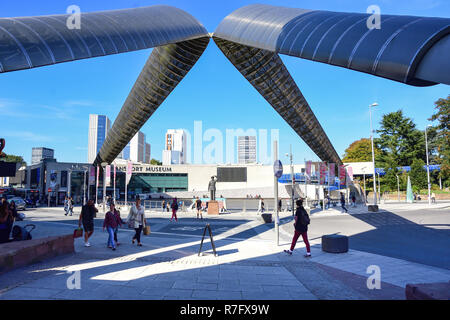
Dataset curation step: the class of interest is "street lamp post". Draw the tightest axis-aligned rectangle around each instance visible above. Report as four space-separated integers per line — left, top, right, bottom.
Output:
101 162 108 212
369 102 379 209
286 145 294 215
377 172 381 203
362 166 367 205
425 125 432 206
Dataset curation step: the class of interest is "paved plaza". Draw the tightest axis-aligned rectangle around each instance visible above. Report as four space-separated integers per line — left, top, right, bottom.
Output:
0 202 449 300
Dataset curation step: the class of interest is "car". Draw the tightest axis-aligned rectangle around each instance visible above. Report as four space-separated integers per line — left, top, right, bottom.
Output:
9 197 26 211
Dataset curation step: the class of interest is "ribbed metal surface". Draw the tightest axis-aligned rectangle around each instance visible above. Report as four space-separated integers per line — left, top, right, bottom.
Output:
215 4 450 86
214 37 342 165
0 5 208 73
94 37 210 166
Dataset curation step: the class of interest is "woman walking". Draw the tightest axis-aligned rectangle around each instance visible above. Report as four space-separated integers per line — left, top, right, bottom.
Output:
103 203 119 251
127 197 146 246
170 198 179 222
284 199 311 257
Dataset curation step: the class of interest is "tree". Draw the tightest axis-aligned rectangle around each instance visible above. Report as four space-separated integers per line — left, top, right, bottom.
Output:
428 95 450 182
342 138 381 162
375 110 425 168
2 154 26 166
409 159 427 193
150 158 162 165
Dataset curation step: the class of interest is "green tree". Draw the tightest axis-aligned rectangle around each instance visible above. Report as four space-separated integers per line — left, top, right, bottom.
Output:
150 158 162 165
375 110 425 168
409 159 427 192
428 95 450 183
342 138 381 162
2 153 26 166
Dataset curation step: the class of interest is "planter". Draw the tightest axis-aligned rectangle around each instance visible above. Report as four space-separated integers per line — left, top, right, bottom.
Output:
261 213 272 223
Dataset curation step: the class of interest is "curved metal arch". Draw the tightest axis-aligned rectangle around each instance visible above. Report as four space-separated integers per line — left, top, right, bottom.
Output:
214 4 450 86
94 37 210 166
0 5 208 73
0 6 210 167
213 37 342 166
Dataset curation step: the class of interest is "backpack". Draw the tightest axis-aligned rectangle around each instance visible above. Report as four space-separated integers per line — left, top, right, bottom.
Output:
300 208 310 226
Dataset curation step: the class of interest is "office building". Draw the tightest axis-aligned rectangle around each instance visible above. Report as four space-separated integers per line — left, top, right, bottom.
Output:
238 136 257 164
162 129 187 165
145 143 151 164
88 114 111 163
31 147 54 165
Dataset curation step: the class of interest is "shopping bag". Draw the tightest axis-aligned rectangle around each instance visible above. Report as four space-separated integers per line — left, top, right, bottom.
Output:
73 227 83 238
143 225 151 236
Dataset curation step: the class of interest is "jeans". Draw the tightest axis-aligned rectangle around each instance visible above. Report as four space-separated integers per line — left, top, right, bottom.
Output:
106 226 116 249
290 230 311 253
171 209 178 221
133 225 143 243
341 204 348 212
114 226 119 243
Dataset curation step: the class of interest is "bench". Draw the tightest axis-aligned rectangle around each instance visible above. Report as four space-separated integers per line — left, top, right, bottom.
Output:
0 234 74 275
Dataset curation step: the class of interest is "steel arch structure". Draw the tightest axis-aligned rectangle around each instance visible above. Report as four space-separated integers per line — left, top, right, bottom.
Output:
1 4 449 167
0 5 210 166
213 4 450 166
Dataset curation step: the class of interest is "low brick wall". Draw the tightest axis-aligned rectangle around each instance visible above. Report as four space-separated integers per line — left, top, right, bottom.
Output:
0 234 74 275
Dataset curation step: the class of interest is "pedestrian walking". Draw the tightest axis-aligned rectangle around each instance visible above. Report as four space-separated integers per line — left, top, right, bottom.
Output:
68 197 74 216
78 199 98 247
278 199 282 212
351 194 356 207
284 199 311 257
166 202 170 212
170 198 179 222
103 203 119 251
64 196 69 216
340 193 348 213
431 192 436 204
113 207 123 245
127 197 146 246
162 200 166 212
325 194 331 209
195 197 203 219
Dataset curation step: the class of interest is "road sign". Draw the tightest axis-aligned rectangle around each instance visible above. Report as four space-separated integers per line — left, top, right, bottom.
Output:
273 160 283 178
48 188 52 193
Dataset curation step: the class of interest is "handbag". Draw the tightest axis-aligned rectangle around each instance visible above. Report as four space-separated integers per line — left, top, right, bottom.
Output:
143 225 151 236
73 227 83 238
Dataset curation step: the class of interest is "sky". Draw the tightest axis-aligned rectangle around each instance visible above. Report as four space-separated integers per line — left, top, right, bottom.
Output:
0 0 449 166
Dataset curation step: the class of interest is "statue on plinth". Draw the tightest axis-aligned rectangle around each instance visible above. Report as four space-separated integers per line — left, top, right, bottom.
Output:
208 176 217 201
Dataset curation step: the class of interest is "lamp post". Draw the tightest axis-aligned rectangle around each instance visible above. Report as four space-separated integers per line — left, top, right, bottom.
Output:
362 166 367 204
377 172 381 203
425 124 432 206
101 162 108 212
369 102 378 207
285 145 294 216
396 174 400 202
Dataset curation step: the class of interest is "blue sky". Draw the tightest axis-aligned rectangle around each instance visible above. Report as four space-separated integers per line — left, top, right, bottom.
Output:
0 0 449 165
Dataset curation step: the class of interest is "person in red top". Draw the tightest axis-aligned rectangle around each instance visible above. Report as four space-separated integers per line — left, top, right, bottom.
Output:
103 203 119 250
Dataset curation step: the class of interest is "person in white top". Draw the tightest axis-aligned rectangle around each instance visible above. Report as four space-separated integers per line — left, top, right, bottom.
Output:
127 197 146 246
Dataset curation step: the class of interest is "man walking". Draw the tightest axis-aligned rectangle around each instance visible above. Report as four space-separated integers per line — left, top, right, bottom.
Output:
195 197 203 219
79 199 98 247
340 193 348 213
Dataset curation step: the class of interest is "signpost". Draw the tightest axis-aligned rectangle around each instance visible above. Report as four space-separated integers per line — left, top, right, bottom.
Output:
273 141 282 246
